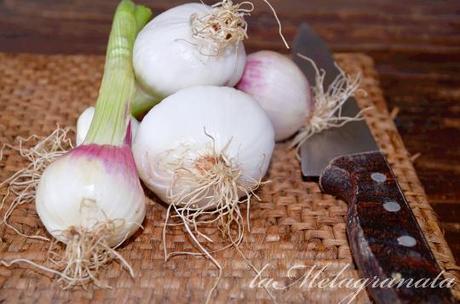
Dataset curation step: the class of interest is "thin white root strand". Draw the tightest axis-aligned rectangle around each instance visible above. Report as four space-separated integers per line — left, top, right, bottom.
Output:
47 220 134 288
290 54 370 154
192 0 288 55
0 126 74 240
1 220 134 289
260 0 289 49
0 259 76 280
183 220 223 304
161 135 263 304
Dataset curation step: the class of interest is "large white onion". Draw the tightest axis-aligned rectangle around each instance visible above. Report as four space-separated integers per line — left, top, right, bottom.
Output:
132 85 274 207
133 3 247 97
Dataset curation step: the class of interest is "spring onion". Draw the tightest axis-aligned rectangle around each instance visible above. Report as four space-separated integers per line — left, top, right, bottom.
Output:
3 0 152 287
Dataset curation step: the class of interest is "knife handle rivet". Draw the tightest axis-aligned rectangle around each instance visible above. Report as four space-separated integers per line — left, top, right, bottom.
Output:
397 235 417 247
371 172 387 183
383 201 401 212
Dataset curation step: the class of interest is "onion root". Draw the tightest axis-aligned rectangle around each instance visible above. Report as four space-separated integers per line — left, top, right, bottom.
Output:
0 126 73 240
161 133 263 303
290 54 370 154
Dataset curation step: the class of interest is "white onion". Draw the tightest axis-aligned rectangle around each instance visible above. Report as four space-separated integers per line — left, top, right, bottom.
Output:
133 85 274 207
133 86 274 298
36 144 145 247
0 0 150 289
76 106 139 146
133 3 246 97
236 50 312 141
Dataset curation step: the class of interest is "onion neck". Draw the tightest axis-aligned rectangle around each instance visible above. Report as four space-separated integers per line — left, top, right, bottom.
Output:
131 84 164 119
84 0 152 146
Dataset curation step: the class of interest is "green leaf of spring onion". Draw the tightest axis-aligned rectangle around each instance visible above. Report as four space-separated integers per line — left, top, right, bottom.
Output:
84 0 152 146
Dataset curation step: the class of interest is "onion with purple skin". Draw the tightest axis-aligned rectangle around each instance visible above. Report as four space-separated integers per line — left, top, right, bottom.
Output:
236 50 312 141
36 143 145 248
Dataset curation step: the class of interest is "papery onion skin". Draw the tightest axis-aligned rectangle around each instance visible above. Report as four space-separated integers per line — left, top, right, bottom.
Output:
236 50 312 141
76 107 140 146
133 3 246 97
36 144 145 247
132 85 274 205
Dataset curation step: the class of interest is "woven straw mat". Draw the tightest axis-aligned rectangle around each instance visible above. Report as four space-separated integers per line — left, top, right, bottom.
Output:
0 52 458 303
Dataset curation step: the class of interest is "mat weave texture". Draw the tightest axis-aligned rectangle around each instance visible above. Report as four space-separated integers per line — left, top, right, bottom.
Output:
0 52 458 303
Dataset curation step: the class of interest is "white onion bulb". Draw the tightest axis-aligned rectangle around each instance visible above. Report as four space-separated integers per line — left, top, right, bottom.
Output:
76 106 139 146
36 144 145 247
133 3 246 97
133 86 274 207
236 50 312 141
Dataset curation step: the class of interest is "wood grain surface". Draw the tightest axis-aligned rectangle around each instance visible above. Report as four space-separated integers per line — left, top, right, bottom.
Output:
0 0 459 262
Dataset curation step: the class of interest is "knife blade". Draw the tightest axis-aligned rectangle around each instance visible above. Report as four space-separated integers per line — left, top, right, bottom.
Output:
293 24 378 179
293 23 456 304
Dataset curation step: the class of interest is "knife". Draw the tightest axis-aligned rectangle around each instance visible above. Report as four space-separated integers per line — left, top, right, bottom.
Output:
293 23 456 303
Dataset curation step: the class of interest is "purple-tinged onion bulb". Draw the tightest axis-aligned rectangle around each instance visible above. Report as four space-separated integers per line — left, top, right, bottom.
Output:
36 144 145 247
237 50 312 141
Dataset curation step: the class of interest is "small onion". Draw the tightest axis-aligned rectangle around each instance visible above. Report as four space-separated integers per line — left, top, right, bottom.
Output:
36 144 145 247
236 50 312 141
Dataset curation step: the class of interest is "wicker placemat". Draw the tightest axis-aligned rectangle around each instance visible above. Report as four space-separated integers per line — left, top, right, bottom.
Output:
0 52 458 303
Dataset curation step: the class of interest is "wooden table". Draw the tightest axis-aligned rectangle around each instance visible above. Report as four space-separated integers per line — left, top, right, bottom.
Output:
1 0 459 262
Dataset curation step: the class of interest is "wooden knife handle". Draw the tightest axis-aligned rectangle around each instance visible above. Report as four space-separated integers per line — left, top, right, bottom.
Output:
320 151 456 304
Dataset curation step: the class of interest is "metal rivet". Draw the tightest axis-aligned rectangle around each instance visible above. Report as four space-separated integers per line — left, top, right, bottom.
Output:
371 172 387 183
383 201 401 212
397 235 417 247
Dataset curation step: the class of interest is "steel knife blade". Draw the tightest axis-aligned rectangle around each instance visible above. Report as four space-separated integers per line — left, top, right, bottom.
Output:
293 23 456 303
293 24 378 179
